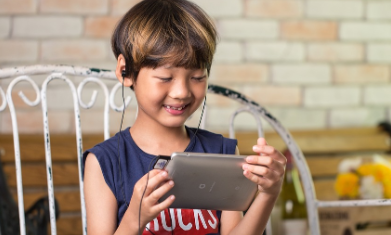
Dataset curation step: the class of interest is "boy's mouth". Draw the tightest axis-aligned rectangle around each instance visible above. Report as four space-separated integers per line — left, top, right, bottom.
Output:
163 105 187 111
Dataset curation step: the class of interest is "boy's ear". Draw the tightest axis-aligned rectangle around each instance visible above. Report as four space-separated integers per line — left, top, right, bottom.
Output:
115 54 133 87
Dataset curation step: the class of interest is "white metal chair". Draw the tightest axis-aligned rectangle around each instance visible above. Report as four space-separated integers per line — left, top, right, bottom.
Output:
3 64 383 235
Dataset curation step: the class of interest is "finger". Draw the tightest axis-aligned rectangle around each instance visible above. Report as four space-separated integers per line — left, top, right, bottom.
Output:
136 170 169 196
252 144 275 155
151 194 176 214
134 169 160 192
243 168 271 186
251 145 286 165
257 137 267 146
245 156 285 173
243 163 284 182
150 169 165 179
255 138 267 156
146 180 175 204
243 167 282 192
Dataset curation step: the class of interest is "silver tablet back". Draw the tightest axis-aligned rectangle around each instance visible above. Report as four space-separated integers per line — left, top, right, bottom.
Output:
159 152 258 211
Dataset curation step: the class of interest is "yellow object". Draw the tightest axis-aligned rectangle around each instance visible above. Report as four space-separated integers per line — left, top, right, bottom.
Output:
335 156 391 199
334 173 359 198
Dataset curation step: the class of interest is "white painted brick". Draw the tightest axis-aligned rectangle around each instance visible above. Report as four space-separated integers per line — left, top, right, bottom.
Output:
44 87 77 110
186 105 214 129
334 65 390 84
41 0 109 15
0 0 36 14
13 16 82 38
0 110 72 134
8 88 40 109
210 63 269 83
0 74 48 89
191 0 243 17
51 77 135 111
199 83 301 107
214 41 243 63
266 108 327 130
305 86 360 107
0 40 38 62
109 85 138 109
205 91 243 108
80 109 106 134
79 61 117 73
364 85 391 105
340 22 391 41
205 107 262 131
368 44 391 63
41 40 108 61
245 42 305 62
281 20 337 40
307 0 363 19
245 0 303 19
106 44 118 61
367 1 391 20
79 108 137 134
308 43 364 62
241 85 302 106
272 64 331 85
110 0 140 16
0 17 10 38
330 108 385 128
108 108 138 134
217 19 278 39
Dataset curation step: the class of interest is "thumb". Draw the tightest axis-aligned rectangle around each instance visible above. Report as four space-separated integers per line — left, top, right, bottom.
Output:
257 137 267 146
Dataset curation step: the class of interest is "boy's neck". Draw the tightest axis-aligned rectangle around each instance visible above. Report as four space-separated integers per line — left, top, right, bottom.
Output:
129 122 190 156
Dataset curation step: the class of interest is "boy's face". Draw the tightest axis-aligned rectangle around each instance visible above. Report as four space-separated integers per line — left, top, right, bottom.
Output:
132 65 207 128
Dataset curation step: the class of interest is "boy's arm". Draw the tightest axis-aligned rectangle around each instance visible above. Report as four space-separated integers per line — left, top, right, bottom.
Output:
84 153 139 235
226 193 278 235
221 141 286 235
84 153 175 235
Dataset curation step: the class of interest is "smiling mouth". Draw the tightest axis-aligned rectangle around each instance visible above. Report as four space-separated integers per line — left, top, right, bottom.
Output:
164 105 187 111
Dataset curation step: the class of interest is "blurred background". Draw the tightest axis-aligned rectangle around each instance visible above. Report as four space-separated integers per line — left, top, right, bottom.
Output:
1 1 391 234
1 0 390 134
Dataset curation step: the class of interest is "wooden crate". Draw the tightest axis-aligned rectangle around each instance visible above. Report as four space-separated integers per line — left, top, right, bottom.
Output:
319 206 391 235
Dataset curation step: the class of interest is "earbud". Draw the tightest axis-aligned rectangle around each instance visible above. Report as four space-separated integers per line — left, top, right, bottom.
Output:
121 70 126 78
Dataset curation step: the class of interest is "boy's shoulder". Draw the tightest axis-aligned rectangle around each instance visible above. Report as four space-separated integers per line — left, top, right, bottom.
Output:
82 128 131 176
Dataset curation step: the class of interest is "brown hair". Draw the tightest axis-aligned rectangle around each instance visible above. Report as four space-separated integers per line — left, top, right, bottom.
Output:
111 0 217 81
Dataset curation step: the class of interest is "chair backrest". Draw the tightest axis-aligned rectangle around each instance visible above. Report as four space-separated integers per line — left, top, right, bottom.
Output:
0 65 318 235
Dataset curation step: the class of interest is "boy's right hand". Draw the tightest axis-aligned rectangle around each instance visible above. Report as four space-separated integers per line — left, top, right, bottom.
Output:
125 169 175 229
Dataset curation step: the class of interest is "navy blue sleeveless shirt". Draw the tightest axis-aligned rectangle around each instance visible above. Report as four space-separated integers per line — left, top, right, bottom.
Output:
83 126 237 234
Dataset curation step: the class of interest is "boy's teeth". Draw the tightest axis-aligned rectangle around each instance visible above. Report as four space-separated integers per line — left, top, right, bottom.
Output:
166 105 184 110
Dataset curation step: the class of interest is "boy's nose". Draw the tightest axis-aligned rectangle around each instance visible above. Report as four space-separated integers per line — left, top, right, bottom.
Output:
170 79 191 99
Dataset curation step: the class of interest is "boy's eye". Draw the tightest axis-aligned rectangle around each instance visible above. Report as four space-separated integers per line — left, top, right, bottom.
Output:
159 77 172 82
192 75 206 81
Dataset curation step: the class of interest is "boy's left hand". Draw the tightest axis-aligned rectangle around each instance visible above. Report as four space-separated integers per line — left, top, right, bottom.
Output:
242 137 286 196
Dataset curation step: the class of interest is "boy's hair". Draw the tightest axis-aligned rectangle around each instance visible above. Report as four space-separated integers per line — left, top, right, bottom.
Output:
111 0 218 81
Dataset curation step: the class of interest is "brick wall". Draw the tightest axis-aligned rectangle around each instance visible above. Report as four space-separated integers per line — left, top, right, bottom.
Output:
0 0 391 133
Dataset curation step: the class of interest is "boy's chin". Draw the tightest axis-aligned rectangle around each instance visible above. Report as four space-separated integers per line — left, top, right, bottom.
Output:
163 122 187 129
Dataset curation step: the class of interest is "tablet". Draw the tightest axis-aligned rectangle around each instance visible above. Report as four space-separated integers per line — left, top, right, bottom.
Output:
157 152 258 211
